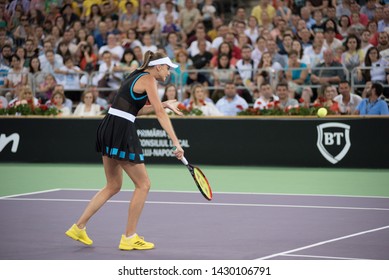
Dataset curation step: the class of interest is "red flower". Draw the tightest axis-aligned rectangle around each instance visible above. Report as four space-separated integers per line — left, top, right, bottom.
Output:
236 105 244 110
40 105 48 111
177 103 187 111
256 101 262 105
299 98 304 103
313 103 321 108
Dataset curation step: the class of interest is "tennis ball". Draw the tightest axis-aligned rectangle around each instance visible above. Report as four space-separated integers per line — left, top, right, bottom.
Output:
317 107 328 118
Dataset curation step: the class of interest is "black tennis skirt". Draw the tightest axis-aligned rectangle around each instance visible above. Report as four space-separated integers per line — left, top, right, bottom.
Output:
96 114 144 163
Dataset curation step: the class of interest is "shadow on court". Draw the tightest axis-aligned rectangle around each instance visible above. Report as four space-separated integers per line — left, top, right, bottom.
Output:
0 190 389 260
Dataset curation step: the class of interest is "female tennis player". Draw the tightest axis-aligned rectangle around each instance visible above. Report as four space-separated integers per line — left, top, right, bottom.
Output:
66 51 184 250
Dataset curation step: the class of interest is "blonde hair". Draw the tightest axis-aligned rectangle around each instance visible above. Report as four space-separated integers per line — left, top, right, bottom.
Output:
137 50 168 71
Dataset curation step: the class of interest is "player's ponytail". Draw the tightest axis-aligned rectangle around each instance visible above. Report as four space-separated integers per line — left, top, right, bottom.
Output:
137 51 168 71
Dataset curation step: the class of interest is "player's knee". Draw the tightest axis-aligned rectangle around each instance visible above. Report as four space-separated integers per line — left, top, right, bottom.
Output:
136 180 150 192
107 181 122 194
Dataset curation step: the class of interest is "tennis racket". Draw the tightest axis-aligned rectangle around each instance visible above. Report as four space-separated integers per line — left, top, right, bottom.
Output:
173 147 213 201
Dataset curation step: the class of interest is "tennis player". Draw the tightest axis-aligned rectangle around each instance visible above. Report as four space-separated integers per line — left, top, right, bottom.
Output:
66 51 184 250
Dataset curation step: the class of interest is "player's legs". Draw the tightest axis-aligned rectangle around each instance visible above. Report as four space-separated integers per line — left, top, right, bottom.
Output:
118 161 151 237
76 156 123 228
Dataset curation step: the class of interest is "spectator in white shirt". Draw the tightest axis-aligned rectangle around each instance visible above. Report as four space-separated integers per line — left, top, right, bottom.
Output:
216 82 248 116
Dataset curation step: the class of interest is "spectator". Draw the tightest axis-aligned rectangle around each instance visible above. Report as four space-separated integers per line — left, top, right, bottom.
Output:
186 65 211 88
276 0 291 23
41 50 64 77
4 54 28 101
28 56 45 91
55 56 83 90
187 83 222 116
187 27 211 58
171 49 192 87
251 0 276 26
251 36 267 61
333 80 362 115
377 31 389 52
38 73 57 103
311 49 346 86
348 12 366 36
178 0 202 37
323 27 343 52
253 82 279 110
361 29 374 54
94 21 109 49
245 16 260 46
285 50 309 95
378 5 389 32
210 41 238 68
137 2 157 35
302 32 326 70
215 82 248 115
49 90 71 116
275 82 298 110
164 32 182 60
338 15 351 39
256 51 282 88
79 43 98 72
0 44 12 67
119 1 139 31
349 1 369 26
39 40 64 69
355 82 389 115
61 4 80 28
156 1 178 31
357 46 389 84
266 39 287 68
114 48 139 75
313 83 340 114
96 51 122 95
191 39 213 69
140 32 158 54
99 33 124 63
122 28 143 50
8 85 39 108
236 45 259 92
360 0 378 21
212 53 236 89
73 89 102 116
341 34 364 74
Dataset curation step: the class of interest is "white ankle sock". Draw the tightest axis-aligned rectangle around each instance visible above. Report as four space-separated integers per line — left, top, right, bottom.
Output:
126 233 136 239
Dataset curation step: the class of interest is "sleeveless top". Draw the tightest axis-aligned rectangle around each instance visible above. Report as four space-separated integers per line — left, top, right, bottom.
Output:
110 70 150 116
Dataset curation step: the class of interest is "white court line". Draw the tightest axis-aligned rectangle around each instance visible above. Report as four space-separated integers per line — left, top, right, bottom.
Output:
282 253 369 260
256 225 389 260
61 188 389 199
2 197 389 211
0 189 61 199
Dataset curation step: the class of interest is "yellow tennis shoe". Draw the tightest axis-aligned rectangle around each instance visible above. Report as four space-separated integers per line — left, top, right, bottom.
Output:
118 234 154 250
65 224 93 246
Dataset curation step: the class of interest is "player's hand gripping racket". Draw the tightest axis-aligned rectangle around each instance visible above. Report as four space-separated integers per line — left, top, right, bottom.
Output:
173 147 213 201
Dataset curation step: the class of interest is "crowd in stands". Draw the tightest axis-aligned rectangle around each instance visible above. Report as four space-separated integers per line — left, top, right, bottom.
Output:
0 0 388 116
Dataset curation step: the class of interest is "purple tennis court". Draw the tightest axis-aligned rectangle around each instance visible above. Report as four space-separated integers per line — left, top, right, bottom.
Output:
0 189 388 260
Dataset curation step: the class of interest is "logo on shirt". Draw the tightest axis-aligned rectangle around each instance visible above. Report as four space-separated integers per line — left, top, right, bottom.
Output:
316 123 351 164
0 133 20 153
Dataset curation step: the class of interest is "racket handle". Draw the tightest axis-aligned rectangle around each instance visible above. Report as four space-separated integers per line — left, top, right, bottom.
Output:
172 146 188 165
181 156 188 166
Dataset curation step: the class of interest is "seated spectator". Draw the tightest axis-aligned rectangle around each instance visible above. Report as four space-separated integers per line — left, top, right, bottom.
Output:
355 82 389 115
96 51 122 102
49 90 71 116
141 32 158 54
255 51 282 88
37 73 57 103
137 2 157 35
52 84 73 111
323 27 343 52
357 47 389 84
333 80 362 115
98 33 124 63
4 54 28 101
210 41 239 68
275 82 298 110
285 50 309 96
79 43 98 72
171 49 192 87
187 83 222 116
311 49 346 86
186 65 211 88
55 56 83 90
253 82 279 110
28 56 45 87
73 89 102 116
161 83 179 113
236 44 259 92
8 85 39 108
41 50 64 76
212 53 236 88
191 39 213 69
114 48 139 76
313 83 340 114
121 28 143 50
215 82 248 116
